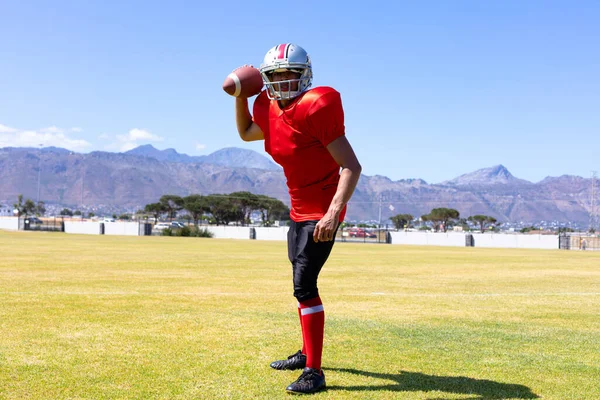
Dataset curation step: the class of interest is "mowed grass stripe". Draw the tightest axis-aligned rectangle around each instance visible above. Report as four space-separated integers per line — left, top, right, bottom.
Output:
0 230 599 399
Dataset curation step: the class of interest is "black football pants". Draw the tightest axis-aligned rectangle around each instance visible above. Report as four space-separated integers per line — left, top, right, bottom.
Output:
287 220 337 302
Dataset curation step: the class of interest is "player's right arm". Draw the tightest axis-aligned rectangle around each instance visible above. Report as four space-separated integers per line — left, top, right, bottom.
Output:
235 97 264 142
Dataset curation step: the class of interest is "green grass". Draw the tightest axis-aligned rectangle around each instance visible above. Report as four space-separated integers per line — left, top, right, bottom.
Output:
0 230 599 399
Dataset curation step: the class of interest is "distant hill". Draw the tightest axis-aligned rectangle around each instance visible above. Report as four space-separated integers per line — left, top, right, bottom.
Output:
124 145 280 170
440 165 531 186
0 146 595 225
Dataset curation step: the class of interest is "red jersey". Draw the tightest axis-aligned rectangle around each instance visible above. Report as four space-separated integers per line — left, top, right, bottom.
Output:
253 86 347 222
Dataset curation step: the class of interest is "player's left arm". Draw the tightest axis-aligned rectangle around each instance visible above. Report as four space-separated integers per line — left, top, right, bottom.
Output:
314 136 362 242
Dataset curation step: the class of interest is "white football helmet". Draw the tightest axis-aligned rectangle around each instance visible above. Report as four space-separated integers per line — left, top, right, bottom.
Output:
259 43 313 100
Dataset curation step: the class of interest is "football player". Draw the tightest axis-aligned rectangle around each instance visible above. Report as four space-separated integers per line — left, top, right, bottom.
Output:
233 43 362 394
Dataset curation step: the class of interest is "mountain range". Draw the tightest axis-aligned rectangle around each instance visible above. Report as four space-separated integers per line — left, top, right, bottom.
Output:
0 145 595 225
125 145 280 170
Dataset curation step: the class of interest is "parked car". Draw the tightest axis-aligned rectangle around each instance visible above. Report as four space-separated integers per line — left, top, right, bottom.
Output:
348 228 377 238
154 221 185 230
26 217 43 224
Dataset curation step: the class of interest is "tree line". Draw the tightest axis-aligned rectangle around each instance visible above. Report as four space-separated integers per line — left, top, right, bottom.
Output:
10 193 497 232
11 191 289 227
13 195 46 217
390 208 499 233
13 194 96 219
143 192 290 226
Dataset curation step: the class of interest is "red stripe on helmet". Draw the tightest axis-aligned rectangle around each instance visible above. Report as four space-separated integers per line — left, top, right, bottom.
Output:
277 44 287 59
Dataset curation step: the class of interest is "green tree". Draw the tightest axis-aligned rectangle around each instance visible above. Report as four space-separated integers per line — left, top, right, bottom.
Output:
422 208 460 232
467 215 498 233
256 195 290 225
144 202 166 223
73 210 82 216
60 208 74 216
269 199 290 222
229 191 260 225
205 194 243 225
520 226 537 233
456 218 470 231
35 201 46 216
159 195 184 221
183 194 210 225
13 194 25 216
23 199 37 216
12 195 40 217
390 214 414 230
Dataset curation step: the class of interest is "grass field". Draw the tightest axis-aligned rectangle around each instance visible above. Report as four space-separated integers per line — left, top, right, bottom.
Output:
0 230 598 399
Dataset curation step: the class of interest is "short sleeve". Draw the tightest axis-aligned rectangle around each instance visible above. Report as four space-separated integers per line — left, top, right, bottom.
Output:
306 90 345 146
252 91 270 133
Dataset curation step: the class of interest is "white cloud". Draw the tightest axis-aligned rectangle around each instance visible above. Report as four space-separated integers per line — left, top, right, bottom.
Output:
117 128 163 142
40 126 63 133
107 128 164 152
118 142 138 152
98 133 110 140
71 127 83 132
195 143 206 151
0 123 91 150
0 124 17 133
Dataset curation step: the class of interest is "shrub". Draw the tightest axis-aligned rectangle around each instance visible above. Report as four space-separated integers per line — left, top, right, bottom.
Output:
161 226 213 238
191 226 214 238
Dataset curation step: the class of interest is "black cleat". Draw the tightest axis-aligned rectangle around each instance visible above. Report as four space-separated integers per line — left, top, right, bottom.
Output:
270 350 307 370
286 367 326 394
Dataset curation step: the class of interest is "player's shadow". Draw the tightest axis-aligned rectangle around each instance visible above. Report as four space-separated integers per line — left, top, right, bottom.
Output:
325 368 539 399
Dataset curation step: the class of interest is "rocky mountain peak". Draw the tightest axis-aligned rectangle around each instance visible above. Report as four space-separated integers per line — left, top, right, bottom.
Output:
440 164 530 186
123 145 279 170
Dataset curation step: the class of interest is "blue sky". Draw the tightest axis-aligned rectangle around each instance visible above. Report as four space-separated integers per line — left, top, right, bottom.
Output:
1 0 598 184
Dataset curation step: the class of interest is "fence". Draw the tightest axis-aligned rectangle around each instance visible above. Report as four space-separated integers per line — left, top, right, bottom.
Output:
559 233 600 251
6 216 600 251
337 225 392 244
23 217 64 232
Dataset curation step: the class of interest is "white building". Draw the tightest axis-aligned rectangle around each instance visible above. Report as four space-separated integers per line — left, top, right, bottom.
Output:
0 204 13 216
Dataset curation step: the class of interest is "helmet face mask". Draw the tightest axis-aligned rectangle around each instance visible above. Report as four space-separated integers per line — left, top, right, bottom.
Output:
259 44 313 100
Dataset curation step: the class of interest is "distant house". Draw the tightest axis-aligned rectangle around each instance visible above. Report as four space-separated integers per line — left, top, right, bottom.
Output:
0 204 13 216
526 229 555 235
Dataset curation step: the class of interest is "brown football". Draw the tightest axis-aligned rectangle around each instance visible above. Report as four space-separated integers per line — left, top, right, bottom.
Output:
222 66 264 98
